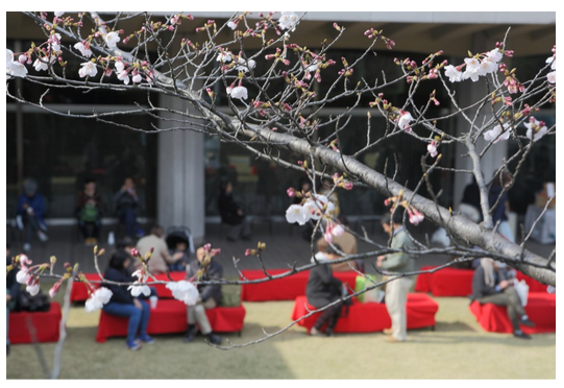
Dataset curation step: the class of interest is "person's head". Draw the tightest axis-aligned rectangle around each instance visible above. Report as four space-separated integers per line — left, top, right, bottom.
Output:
84 179 96 193
299 178 311 192
23 178 38 197
176 241 188 251
116 237 136 254
321 177 332 190
381 210 403 236
124 177 135 189
108 250 131 271
196 244 207 262
220 181 233 194
492 170 511 188
150 224 165 238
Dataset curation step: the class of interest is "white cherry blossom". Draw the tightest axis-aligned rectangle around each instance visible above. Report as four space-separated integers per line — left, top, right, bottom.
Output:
546 55 556 70
236 57 256 73
484 123 511 144
216 51 232 63
397 111 414 132
117 70 130 85
32 56 54 72
285 204 310 225
486 48 503 63
54 12 65 17
278 12 299 31
85 287 113 313
166 281 199 306
78 61 97 78
6 49 28 78
444 65 463 82
547 71 556 84
26 282 40 296
132 73 143 83
74 42 92 58
104 31 120 48
463 57 485 82
230 85 248 100
227 21 238 30
16 268 30 284
525 118 549 142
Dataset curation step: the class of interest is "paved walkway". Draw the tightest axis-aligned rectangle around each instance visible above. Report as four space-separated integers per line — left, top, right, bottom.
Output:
7 220 554 278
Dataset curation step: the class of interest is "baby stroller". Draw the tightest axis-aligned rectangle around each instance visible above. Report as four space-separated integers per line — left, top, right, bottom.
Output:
165 226 195 272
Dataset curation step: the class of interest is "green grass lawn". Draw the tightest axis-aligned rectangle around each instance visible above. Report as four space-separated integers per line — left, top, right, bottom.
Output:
6 295 555 379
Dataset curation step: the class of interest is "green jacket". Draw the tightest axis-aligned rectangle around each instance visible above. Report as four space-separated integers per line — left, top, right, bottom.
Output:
380 228 416 273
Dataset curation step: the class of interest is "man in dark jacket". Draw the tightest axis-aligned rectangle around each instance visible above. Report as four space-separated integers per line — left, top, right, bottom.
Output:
184 245 223 344
472 259 534 339
306 245 346 337
218 181 252 241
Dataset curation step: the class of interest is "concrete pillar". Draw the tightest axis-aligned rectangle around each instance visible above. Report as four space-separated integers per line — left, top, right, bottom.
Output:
452 32 508 210
157 95 205 242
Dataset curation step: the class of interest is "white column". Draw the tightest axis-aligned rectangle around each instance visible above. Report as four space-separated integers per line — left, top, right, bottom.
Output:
157 95 205 242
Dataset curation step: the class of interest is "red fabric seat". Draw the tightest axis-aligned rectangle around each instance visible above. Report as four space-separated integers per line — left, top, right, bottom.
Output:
291 293 438 333
71 272 187 302
415 266 474 297
469 292 555 334
149 272 189 299
240 269 358 302
515 271 548 293
95 299 245 343
414 266 436 292
8 302 62 344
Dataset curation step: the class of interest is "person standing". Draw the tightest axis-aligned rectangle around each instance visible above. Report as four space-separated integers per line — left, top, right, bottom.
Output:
218 181 252 242
376 210 417 343
113 177 143 238
16 178 48 252
184 245 222 345
75 178 104 246
306 245 346 337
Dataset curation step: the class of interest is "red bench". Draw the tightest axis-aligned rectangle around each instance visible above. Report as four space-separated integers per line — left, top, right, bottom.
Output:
240 269 359 302
95 299 246 343
71 272 187 302
8 302 62 344
414 267 473 296
291 293 438 333
469 292 555 334
415 266 548 297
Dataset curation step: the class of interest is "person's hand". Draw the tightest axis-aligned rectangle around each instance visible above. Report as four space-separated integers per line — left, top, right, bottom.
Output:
6 294 12 303
237 209 243 216
172 252 184 261
22 203 28 209
376 255 385 267
498 280 510 290
196 296 202 304
133 299 143 310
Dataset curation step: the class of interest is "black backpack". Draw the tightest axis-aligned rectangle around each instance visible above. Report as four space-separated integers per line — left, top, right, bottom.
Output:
18 290 51 312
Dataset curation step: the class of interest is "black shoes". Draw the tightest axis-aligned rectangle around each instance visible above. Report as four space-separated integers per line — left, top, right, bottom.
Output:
206 333 222 345
513 330 531 339
520 318 536 328
184 325 198 343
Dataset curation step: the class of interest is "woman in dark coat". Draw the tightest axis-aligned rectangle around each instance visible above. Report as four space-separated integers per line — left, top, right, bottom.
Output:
306 245 345 337
101 250 153 350
218 181 251 241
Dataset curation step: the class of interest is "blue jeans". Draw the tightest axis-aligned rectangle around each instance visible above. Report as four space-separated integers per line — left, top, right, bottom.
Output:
103 301 150 346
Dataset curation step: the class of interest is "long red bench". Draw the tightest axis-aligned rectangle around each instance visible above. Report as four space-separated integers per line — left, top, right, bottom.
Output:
415 266 548 297
469 292 555 334
291 293 438 333
8 302 62 344
95 299 245 343
240 269 359 302
71 271 187 302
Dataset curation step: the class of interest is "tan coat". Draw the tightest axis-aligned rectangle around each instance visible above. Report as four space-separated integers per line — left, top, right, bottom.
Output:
316 231 358 272
135 234 174 274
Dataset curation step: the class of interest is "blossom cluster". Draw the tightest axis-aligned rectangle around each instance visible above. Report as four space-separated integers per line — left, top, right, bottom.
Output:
384 191 425 226
285 193 336 226
444 48 504 83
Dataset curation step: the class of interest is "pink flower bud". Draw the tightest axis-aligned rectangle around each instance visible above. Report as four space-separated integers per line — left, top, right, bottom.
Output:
49 281 62 298
131 248 140 257
287 188 297 197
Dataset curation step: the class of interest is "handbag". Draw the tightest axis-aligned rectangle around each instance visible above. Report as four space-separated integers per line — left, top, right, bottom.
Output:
513 279 529 307
355 275 384 303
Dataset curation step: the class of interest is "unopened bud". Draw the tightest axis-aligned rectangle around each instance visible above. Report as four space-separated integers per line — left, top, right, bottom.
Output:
50 256 57 265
